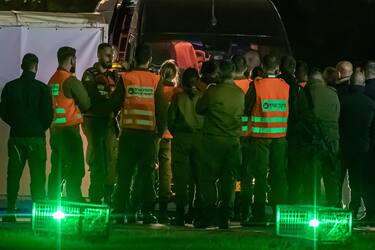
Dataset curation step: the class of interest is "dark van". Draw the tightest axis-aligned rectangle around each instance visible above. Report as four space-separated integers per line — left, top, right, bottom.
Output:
108 0 291 68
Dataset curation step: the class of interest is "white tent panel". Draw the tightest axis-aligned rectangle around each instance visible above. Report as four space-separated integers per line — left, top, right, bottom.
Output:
0 14 109 198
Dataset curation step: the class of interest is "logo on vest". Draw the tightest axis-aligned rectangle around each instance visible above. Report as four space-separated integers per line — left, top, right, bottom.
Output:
261 100 287 112
127 85 154 98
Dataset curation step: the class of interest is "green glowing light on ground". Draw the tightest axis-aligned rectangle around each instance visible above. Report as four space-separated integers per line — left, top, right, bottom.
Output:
309 219 320 228
52 210 65 220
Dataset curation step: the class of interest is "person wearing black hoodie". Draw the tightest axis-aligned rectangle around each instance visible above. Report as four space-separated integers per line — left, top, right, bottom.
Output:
0 53 53 222
339 72 375 220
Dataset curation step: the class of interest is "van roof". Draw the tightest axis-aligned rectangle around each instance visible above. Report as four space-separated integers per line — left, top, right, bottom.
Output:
139 0 289 48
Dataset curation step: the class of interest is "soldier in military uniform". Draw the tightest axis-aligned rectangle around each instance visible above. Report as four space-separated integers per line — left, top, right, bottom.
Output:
82 43 120 204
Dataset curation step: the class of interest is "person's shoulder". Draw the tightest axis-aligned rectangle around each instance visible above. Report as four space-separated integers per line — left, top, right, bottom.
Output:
33 79 49 89
4 78 19 87
82 67 98 81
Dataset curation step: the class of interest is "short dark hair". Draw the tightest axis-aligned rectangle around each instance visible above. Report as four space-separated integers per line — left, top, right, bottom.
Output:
251 66 264 80
97 43 112 54
135 44 152 65
201 60 218 76
57 47 76 65
262 54 279 71
21 53 38 71
219 60 235 80
182 68 199 89
280 55 296 74
231 54 247 74
323 67 339 85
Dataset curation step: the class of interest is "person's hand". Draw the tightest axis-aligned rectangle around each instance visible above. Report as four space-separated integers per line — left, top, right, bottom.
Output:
122 61 130 70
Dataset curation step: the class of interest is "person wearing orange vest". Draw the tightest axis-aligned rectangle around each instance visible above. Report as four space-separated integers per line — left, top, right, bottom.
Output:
112 44 167 224
47 47 91 202
81 43 119 205
157 60 179 223
244 54 289 226
232 54 253 225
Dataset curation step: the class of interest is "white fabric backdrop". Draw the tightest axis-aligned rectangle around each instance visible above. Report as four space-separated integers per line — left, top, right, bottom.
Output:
0 26 105 197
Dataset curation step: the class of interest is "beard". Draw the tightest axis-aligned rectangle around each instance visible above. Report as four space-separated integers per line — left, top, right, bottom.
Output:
101 60 112 69
70 65 76 73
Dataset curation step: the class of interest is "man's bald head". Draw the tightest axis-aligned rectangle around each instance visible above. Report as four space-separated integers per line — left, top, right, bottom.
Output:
244 50 261 72
336 60 353 79
350 71 365 86
365 61 375 80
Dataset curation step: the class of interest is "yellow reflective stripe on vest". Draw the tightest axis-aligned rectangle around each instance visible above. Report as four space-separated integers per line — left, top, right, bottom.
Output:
251 116 288 123
124 109 153 116
123 118 153 126
135 120 153 126
242 126 249 132
55 108 65 114
53 117 67 124
252 127 287 134
241 116 249 122
51 84 59 96
261 100 287 112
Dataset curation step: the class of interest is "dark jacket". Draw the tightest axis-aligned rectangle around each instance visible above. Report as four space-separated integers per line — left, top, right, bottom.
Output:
336 78 350 102
365 78 375 101
279 72 299 132
296 83 340 141
168 91 204 135
196 80 244 138
339 85 375 152
365 78 375 146
0 71 53 138
82 64 119 118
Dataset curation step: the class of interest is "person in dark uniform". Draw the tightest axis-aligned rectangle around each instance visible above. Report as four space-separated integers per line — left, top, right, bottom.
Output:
0 54 53 222
82 43 120 204
196 61 244 229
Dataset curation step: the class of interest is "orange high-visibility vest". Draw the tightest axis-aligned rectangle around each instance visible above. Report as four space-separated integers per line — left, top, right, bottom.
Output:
120 70 160 131
234 79 251 137
234 79 250 94
49 69 83 126
250 77 289 138
162 84 179 139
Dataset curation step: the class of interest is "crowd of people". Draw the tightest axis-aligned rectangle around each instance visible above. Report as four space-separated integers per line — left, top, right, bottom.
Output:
1 42 375 229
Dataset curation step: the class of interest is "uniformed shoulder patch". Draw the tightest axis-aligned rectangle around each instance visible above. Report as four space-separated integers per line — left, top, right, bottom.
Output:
83 67 98 82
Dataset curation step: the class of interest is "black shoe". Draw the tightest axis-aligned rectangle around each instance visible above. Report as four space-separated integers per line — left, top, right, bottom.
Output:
219 218 230 229
242 217 267 227
357 214 375 227
184 211 194 224
240 217 253 227
143 213 158 224
172 216 185 227
158 213 171 224
2 214 16 223
193 218 209 229
125 213 137 224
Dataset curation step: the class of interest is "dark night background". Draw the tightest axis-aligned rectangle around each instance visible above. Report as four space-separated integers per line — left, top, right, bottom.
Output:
1 0 375 67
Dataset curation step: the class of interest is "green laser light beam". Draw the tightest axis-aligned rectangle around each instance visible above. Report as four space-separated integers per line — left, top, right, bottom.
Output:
309 219 320 228
52 210 65 220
